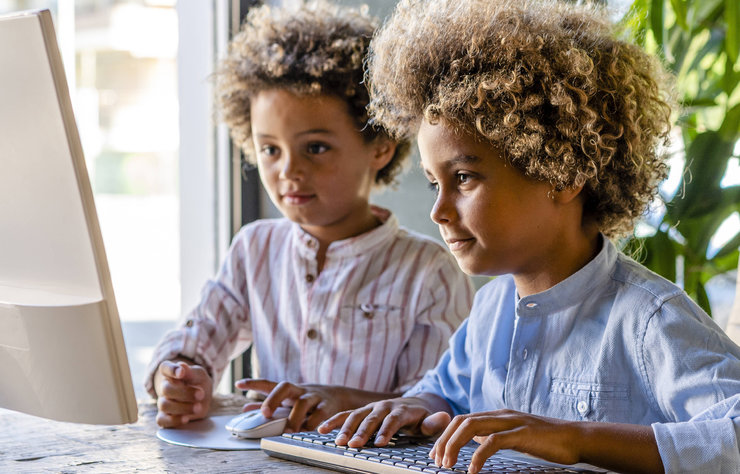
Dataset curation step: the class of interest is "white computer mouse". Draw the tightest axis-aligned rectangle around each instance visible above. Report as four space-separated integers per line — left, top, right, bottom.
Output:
225 406 292 439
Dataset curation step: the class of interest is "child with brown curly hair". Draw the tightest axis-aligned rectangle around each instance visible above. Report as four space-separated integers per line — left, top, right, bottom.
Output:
145 0 472 433
318 0 740 472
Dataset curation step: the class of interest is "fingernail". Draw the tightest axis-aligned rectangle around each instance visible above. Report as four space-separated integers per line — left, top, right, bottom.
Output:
175 367 183 378
335 433 347 444
193 403 202 414
374 434 386 445
194 389 204 401
182 416 190 424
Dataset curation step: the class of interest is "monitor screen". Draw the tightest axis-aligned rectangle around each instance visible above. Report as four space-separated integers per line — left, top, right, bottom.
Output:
0 9 137 424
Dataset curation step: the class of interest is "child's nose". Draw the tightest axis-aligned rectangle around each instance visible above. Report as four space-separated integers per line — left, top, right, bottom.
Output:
279 153 303 180
430 193 453 224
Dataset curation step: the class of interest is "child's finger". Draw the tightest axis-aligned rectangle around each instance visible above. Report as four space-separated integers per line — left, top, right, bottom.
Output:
241 402 262 412
261 381 302 417
158 360 186 379
157 395 200 417
235 378 277 395
347 406 393 448
304 400 332 431
372 407 413 446
317 410 350 434
333 407 374 445
159 376 201 403
468 432 515 474
421 411 451 437
431 413 465 465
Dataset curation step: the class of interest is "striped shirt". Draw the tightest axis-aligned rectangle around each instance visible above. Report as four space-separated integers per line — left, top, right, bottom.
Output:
146 210 473 396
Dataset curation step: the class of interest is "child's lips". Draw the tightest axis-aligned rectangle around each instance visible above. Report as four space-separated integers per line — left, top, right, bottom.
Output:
282 192 315 205
446 237 474 251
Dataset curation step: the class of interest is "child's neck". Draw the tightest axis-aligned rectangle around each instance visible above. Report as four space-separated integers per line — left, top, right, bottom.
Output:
302 207 383 274
514 227 601 298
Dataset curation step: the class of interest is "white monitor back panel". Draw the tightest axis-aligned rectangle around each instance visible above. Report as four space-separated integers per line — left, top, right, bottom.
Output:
0 11 99 304
0 10 137 424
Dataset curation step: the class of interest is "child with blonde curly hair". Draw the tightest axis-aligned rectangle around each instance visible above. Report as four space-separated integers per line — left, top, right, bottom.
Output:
146 0 472 433
319 0 740 472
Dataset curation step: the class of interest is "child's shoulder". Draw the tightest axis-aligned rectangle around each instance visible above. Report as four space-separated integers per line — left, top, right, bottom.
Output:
611 252 686 306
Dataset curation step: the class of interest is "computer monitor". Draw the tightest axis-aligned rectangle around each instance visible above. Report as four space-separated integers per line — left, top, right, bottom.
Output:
0 9 138 424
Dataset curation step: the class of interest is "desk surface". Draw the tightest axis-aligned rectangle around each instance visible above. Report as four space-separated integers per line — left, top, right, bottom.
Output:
0 395 333 473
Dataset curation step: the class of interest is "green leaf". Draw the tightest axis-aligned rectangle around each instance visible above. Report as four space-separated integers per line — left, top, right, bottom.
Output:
651 0 665 50
724 54 739 96
645 230 678 281
709 248 739 273
683 29 723 78
669 131 735 219
719 103 740 141
670 0 689 31
695 281 712 316
690 0 725 34
727 0 740 63
681 97 719 108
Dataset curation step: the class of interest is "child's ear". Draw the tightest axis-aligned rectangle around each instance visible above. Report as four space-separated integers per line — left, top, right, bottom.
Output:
552 184 585 205
370 138 396 171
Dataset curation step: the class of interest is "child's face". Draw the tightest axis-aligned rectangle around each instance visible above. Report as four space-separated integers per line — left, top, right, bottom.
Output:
417 119 563 277
251 89 392 243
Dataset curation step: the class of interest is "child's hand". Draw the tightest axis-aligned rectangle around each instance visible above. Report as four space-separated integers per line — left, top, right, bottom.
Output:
235 378 355 433
317 395 452 448
154 360 213 428
430 409 579 474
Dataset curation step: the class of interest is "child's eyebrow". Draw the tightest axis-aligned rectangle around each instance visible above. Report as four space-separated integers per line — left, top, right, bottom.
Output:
446 155 480 167
296 128 333 137
423 155 480 179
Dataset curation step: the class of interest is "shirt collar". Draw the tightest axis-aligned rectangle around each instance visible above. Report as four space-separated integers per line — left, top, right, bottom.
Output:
517 234 617 316
292 206 399 259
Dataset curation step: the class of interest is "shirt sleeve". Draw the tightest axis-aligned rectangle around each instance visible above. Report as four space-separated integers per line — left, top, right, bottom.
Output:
394 252 473 393
642 294 740 473
144 231 253 398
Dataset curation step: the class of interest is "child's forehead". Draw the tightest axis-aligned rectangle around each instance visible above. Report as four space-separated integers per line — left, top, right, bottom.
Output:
417 119 504 165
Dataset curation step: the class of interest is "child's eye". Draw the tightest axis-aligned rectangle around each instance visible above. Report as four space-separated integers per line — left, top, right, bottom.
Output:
427 181 439 195
306 142 330 154
456 173 471 185
259 145 279 157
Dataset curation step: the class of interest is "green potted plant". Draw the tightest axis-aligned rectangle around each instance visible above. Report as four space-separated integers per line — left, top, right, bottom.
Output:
620 0 740 316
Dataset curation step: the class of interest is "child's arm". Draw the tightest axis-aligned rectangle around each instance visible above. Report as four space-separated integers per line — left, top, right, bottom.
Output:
153 358 214 428
430 410 663 474
235 378 399 432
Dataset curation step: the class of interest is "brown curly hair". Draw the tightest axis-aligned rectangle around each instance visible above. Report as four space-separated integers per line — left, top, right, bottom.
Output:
367 0 675 237
215 0 410 186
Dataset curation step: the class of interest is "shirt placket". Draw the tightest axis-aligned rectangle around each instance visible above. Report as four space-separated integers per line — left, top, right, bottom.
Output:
300 238 322 380
504 304 540 413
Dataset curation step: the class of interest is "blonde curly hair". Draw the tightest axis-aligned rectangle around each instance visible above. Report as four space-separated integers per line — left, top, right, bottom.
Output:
367 0 675 237
215 0 410 186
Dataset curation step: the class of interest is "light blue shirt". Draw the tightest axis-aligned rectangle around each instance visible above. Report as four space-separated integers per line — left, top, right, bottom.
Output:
406 237 740 473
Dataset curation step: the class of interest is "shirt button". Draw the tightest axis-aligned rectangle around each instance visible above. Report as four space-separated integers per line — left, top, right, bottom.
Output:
522 348 528 360
307 240 317 248
305 274 315 283
307 328 318 339
185 320 194 327
525 302 538 308
577 400 589 415
363 311 374 319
